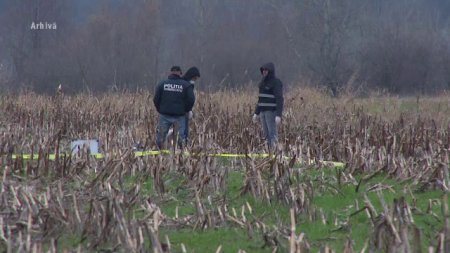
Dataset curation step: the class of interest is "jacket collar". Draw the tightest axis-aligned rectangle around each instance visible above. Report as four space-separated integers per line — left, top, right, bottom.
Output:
168 74 181 80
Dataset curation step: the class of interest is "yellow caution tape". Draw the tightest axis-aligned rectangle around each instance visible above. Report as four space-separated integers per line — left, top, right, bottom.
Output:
5 150 345 168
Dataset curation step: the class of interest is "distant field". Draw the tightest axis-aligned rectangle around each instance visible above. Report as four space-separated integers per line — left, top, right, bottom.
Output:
0 88 449 252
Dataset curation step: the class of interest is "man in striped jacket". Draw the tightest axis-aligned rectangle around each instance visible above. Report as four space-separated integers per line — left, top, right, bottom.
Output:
252 62 284 149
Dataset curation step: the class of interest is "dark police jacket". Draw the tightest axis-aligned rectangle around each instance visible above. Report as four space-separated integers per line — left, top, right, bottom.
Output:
255 62 284 117
153 74 195 116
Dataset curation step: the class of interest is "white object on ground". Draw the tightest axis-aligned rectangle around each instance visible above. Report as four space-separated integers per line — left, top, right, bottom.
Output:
70 139 99 154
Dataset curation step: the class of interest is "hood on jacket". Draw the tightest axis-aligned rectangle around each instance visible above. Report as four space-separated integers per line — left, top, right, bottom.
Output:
182 67 201 81
260 62 275 78
259 62 277 87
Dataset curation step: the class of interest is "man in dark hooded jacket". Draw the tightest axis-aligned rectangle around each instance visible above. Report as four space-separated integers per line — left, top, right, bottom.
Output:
252 62 284 149
182 67 201 142
153 66 195 149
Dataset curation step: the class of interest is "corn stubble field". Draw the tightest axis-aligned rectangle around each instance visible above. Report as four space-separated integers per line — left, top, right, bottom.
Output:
1 87 450 252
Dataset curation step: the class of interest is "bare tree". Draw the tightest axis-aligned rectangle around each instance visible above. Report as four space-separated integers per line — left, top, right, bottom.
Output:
0 0 73 91
1 0 450 94
358 0 445 94
67 0 161 92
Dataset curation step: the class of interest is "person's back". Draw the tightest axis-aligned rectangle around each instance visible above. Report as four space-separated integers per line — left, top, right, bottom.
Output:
154 73 193 116
153 66 195 149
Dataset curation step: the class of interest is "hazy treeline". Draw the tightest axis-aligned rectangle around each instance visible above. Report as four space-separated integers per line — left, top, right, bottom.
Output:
1 0 450 95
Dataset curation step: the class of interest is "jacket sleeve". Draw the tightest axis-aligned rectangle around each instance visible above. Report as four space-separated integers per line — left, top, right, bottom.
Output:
274 80 284 117
153 82 163 112
185 85 195 112
254 104 260 115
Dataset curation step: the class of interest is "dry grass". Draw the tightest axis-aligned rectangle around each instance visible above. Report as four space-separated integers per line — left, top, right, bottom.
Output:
0 87 449 252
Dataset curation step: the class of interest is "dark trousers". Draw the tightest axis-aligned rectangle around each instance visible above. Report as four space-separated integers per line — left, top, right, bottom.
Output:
156 114 187 149
259 110 278 148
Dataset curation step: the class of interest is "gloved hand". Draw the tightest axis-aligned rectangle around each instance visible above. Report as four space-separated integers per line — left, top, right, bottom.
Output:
252 114 258 123
167 127 174 137
188 111 193 119
275 116 281 125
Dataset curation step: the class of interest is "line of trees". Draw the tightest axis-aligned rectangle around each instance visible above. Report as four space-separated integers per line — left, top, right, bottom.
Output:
1 0 450 95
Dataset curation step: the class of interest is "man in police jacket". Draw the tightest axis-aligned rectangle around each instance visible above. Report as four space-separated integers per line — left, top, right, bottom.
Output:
153 66 195 149
252 62 284 149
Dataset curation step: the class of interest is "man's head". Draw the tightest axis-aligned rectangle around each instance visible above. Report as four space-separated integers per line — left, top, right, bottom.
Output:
260 62 275 78
182 67 201 84
170 66 182 76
